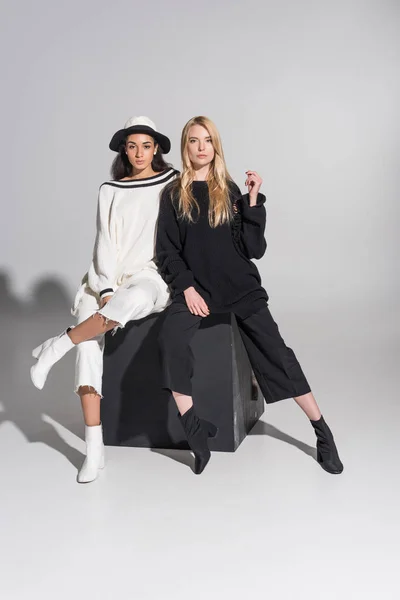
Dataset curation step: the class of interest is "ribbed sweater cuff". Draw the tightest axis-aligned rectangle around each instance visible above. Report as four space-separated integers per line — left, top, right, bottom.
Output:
99 288 115 299
242 194 266 225
243 192 266 208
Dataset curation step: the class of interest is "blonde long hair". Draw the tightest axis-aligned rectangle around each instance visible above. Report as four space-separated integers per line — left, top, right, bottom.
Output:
172 116 233 227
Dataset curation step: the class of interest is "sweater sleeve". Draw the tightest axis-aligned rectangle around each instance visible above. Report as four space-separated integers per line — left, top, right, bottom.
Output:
239 192 267 259
229 179 267 260
87 184 118 298
156 188 195 294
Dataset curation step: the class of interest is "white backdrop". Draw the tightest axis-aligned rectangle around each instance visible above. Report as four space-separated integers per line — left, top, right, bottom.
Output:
1 0 399 314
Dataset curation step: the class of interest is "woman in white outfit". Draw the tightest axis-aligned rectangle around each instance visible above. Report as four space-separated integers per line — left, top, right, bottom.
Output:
30 116 177 483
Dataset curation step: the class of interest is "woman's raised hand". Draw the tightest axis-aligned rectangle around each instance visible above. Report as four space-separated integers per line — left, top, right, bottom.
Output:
184 287 210 317
245 171 263 205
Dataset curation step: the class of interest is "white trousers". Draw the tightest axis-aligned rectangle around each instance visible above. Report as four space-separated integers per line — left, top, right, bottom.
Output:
73 275 169 398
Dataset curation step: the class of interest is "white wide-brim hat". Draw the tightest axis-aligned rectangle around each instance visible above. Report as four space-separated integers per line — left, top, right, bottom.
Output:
109 116 171 154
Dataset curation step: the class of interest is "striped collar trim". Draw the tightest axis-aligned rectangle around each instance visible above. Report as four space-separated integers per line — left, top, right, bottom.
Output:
102 168 178 189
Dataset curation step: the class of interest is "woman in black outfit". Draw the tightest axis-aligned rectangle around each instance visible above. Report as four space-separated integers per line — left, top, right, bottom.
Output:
156 115 343 476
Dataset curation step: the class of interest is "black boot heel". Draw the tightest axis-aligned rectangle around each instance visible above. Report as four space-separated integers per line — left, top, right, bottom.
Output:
178 407 217 475
311 416 344 474
204 421 218 438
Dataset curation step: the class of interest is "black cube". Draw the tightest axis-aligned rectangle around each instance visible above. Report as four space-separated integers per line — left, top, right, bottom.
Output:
101 312 264 452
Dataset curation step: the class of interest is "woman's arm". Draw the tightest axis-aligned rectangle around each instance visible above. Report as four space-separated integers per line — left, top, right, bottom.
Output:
155 187 195 294
231 178 267 260
87 184 118 298
239 192 267 259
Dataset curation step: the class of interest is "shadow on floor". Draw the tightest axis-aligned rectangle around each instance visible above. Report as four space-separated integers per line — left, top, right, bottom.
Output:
150 447 195 470
249 419 317 461
152 417 317 472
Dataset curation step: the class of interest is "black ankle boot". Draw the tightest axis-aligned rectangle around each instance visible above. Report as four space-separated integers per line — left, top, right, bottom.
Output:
311 416 344 474
178 407 218 475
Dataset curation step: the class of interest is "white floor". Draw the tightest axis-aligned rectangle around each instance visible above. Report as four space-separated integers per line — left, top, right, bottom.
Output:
1 292 399 600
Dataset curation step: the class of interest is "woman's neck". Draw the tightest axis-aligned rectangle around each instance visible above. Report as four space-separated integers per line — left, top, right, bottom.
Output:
126 165 158 180
193 165 210 181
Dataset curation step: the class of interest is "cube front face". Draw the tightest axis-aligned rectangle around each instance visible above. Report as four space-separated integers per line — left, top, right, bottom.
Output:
101 313 264 452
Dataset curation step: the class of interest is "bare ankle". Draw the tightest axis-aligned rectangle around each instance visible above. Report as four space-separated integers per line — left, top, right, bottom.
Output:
172 391 193 416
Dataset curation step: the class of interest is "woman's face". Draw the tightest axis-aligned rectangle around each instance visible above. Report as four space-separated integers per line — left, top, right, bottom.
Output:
187 124 215 170
125 133 157 172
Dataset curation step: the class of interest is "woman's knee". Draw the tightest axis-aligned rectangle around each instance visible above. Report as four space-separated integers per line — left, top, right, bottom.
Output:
132 285 156 312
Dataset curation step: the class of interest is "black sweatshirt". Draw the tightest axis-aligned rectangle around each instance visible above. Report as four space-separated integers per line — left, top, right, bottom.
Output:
156 180 269 319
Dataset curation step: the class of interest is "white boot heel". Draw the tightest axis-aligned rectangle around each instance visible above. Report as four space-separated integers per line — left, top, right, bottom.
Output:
77 424 105 484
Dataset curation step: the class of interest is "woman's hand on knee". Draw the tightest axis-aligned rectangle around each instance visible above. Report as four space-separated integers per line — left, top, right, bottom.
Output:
184 287 210 317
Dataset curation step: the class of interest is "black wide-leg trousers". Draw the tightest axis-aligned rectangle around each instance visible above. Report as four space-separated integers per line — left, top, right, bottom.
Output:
158 302 311 404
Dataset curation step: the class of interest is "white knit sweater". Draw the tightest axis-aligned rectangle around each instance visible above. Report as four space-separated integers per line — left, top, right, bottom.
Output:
84 168 177 299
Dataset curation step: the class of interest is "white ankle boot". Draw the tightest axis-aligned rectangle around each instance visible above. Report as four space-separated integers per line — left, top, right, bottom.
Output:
30 331 75 389
77 424 105 483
